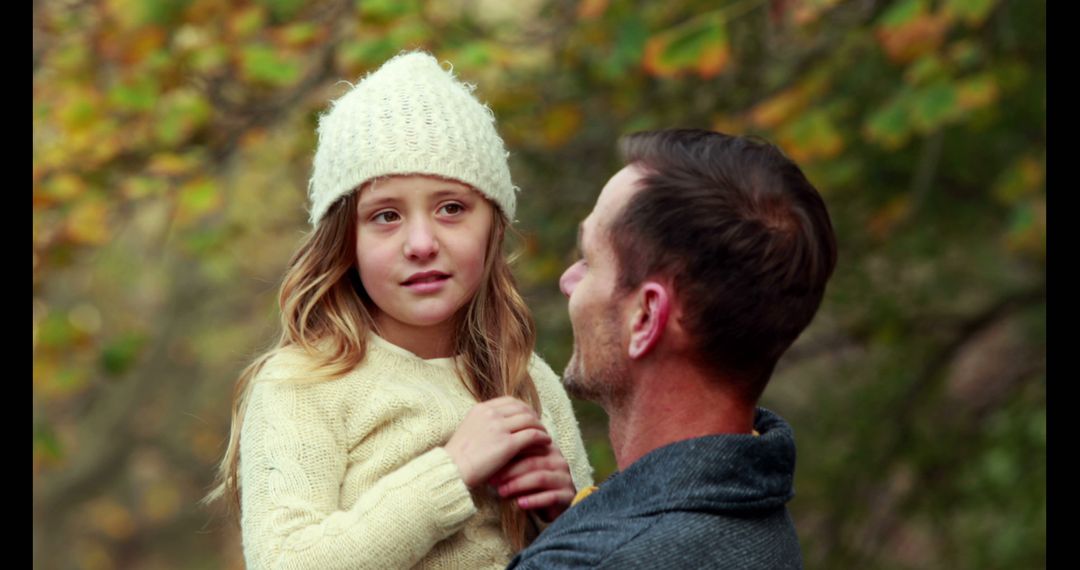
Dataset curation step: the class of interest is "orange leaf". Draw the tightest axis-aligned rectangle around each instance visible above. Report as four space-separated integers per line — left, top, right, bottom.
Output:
750 85 812 129
542 105 583 148
867 195 912 240
66 199 111 245
578 0 610 20
643 36 678 78
876 12 952 64
696 40 730 78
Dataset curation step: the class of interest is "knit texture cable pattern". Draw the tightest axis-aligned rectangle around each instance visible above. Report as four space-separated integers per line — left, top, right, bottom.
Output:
239 334 593 569
307 51 517 226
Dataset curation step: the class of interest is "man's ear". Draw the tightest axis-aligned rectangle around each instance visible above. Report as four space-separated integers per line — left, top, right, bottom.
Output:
627 282 671 360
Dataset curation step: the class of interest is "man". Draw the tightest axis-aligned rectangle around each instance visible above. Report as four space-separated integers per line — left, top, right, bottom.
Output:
508 129 837 568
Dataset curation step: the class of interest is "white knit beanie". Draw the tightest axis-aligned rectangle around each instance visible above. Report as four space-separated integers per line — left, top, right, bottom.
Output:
307 50 517 227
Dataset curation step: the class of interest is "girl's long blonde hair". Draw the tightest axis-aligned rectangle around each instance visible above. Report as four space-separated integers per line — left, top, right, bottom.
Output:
206 185 542 551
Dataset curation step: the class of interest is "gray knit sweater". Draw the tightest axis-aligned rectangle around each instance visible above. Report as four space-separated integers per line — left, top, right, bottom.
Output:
508 407 802 569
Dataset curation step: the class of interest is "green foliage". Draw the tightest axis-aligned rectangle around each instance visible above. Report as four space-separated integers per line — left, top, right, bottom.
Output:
33 0 1045 567
258 0 307 22
241 44 302 86
101 332 148 377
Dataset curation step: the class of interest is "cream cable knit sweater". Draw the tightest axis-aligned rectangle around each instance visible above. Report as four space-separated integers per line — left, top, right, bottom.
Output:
239 333 594 569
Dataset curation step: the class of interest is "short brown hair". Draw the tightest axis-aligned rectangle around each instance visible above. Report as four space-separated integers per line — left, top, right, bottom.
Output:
612 129 837 399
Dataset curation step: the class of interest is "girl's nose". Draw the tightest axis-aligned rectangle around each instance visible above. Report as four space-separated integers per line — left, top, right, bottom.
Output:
559 260 585 297
403 220 439 260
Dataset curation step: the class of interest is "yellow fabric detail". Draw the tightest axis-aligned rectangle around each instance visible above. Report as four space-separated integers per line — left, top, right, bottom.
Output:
571 485 599 507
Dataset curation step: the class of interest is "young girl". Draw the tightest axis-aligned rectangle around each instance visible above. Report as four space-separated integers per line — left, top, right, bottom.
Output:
208 51 593 568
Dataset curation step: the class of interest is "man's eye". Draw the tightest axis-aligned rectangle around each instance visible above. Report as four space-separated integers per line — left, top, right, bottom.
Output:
372 211 400 223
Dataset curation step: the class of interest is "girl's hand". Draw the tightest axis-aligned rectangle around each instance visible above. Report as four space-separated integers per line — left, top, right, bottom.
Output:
489 443 576 523
444 396 552 488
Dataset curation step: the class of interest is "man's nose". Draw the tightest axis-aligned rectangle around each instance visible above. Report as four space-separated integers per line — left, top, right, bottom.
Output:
403 219 439 260
559 261 584 298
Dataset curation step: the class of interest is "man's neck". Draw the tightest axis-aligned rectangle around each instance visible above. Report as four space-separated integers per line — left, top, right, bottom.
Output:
605 360 755 471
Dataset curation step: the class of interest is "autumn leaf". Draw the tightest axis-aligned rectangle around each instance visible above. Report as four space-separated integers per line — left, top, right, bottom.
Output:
644 13 730 78
241 43 302 86
175 178 223 226
777 110 845 163
101 332 148 377
228 5 267 40
748 77 826 129
943 0 999 27
909 81 962 133
148 152 202 176
153 89 213 145
867 194 913 240
578 0 610 20
955 73 1000 111
993 155 1045 205
793 0 843 25
875 0 952 64
1004 198 1046 260
542 104 584 148
66 198 112 245
864 96 912 149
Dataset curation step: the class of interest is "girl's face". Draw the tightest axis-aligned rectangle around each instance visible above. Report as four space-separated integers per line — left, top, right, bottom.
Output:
355 175 494 355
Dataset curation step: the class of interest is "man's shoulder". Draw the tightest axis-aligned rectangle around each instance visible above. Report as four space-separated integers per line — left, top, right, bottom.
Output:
601 509 802 568
513 504 802 569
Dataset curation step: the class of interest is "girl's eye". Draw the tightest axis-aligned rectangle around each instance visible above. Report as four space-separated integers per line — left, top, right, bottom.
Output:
372 210 400 224
439 203 465 216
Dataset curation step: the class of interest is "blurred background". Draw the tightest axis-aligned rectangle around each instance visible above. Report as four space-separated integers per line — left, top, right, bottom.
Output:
32 0 1045 568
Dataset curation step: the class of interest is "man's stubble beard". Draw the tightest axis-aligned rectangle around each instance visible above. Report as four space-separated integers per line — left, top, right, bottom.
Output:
562 310 628 407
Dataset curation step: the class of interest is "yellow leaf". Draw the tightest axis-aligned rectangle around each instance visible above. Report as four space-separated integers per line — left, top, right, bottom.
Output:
141 481 182 523
696 39 731 78
750 87 811 129
876 10 953 64
122 176 168 200
993 155 1044 204
643 36 678 78
175 178 223 225
867 195 912 240
1004 197 1046 260
542 105 583 148
229 5 267 40
85 498 136 540
193 426 225 465
69 303 103 335
956 74 1000 111
777 111 845 163
578 0 610 20
104 0 143 32
41 174 87 205
711 114 746 134
793 0 843 25
74 539 114 570
643 15 729 79
66 199 111 245
148 153 200 176
34 361 91 399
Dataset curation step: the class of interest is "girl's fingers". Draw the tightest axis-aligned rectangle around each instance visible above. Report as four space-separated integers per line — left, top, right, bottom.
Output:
500 411 546 434
490 452 562 486
508 428 551 454
496 468 572 498
492 400 536 418
515 489 575 511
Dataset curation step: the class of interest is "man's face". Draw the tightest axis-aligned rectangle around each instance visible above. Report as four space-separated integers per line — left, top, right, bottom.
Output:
558 165 645 404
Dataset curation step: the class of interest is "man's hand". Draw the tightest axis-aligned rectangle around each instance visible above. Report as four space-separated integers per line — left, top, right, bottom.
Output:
444 397 552 488
489 443 576 523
